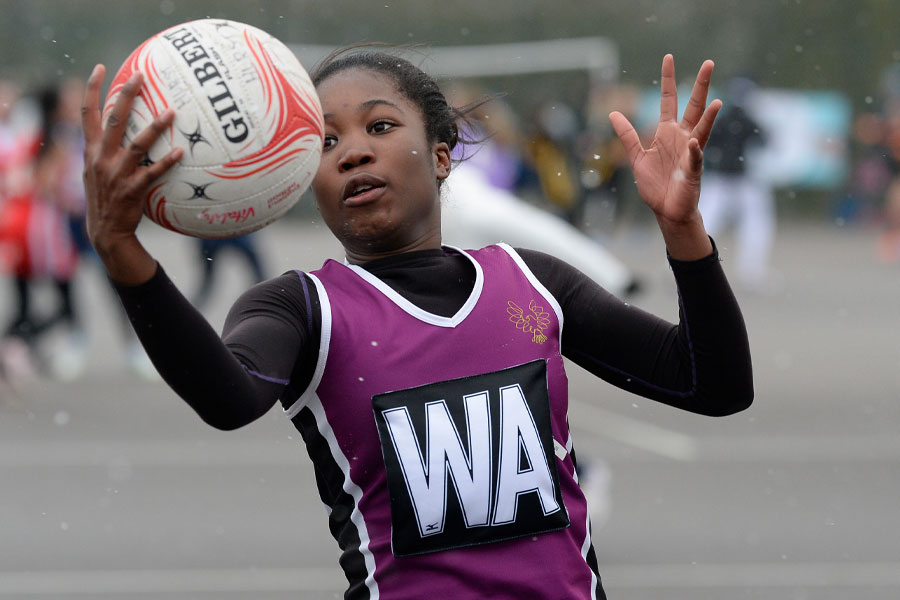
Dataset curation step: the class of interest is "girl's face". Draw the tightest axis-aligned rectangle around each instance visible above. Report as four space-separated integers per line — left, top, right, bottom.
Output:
311 68 451 264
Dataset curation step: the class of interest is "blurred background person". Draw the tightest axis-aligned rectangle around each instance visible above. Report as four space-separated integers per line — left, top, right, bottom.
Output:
0 78 38 393
444 85 641 298
871 64 900 262
0 83 84 381
31 79 91 379
53 78 91 269
577 81 643 236
191 234 268 311
446 82 529 194
877 176 900 262
835 110 895 228
698 74 776 292
523 100 586 226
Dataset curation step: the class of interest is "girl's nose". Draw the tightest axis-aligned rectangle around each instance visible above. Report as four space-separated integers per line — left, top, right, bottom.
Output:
339 147 374 172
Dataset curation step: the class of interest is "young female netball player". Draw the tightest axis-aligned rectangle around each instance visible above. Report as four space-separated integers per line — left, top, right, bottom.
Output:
81 49 752 599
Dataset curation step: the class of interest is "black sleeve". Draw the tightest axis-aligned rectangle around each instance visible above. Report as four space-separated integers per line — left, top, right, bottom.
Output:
113 265 315 430
518 243 753 416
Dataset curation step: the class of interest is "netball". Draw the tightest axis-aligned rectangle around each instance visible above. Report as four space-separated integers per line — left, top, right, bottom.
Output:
102 19 323 238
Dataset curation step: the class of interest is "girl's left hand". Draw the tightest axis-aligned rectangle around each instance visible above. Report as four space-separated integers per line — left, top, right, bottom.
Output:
609 55 721 228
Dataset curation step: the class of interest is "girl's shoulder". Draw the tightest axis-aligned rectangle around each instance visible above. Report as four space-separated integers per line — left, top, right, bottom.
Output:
232 271 320 321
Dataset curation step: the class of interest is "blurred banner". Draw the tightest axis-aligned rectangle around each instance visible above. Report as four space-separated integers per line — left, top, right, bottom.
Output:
749 90 851 189
638 87 852 190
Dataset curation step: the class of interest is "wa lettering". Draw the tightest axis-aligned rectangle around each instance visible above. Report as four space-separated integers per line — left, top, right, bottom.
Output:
374 360 568 556
381 383 560 540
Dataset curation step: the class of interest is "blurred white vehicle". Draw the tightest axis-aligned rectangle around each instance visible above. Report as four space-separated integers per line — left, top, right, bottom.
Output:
442 165 637 298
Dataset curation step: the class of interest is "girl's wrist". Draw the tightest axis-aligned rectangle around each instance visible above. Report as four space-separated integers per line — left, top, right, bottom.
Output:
93 234 158 286
656 214 714 261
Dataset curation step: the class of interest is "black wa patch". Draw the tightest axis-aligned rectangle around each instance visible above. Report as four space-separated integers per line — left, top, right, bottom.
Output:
372 359 569 557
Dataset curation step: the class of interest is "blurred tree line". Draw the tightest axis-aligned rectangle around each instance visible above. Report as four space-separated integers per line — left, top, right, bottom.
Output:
2 0 899 111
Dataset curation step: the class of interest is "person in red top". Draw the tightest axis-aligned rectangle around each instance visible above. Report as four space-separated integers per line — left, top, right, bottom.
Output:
0 83 85 380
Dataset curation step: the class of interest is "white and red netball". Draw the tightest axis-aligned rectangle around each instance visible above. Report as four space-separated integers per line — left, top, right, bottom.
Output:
104 19 323 238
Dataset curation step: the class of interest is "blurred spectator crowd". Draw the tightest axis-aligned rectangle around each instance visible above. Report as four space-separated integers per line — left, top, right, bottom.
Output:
839 63 900 263
0 76 95 390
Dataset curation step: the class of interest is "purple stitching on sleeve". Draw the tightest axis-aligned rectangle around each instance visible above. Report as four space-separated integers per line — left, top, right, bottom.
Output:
242 364 290 385
295 270 314 334
674 278 699 396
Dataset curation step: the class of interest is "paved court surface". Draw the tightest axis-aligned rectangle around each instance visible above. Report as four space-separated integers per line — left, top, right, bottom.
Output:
2 216 899 599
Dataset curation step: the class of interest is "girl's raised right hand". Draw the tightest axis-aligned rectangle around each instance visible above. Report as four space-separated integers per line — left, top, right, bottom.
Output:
81 64 183 284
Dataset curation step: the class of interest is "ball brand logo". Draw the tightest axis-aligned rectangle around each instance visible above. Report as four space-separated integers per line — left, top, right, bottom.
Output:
179 122 211 156
162 26 249 144
507 300 550 344
187 181 215 200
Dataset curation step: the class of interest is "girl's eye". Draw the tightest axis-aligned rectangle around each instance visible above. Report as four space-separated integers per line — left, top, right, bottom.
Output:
370 120 395 134
323 135 337 150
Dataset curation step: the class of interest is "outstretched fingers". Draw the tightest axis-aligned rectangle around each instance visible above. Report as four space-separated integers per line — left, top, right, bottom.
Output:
691 98 723 149
681 59 715 130
609 111 644 165
81 64 106 149
658 54 678 123
687 137 704 172
123 108 179 173
100 71 143 157
136 135 183 189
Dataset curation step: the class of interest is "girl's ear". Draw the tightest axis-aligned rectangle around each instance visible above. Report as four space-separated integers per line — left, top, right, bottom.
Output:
433 141 451 181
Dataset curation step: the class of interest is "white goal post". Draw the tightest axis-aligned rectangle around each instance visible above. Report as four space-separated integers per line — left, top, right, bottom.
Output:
289 37 619 86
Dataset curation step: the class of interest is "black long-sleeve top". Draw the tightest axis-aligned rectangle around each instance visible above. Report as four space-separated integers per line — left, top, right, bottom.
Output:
113 242 753 430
